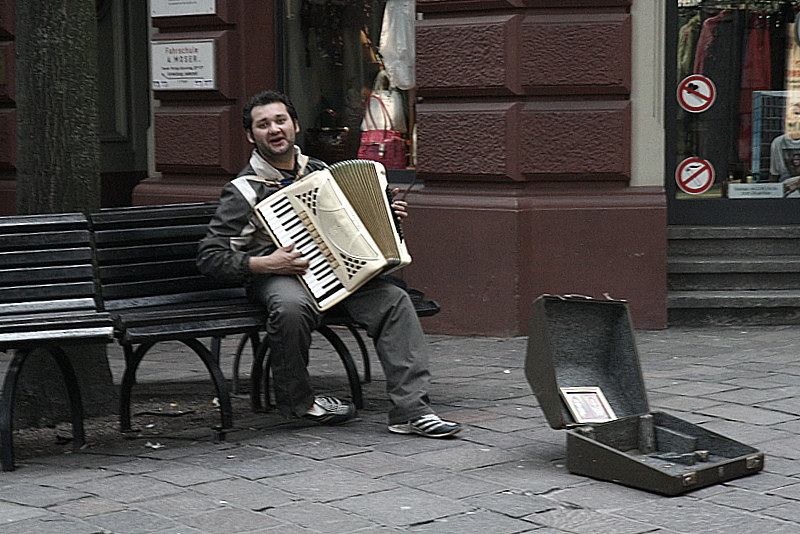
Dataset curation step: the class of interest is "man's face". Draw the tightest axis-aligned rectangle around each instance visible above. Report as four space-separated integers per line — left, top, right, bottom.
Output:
246 102 300 163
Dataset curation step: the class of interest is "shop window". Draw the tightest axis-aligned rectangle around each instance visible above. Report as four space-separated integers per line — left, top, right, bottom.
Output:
281 0 415 174
674 0 800 205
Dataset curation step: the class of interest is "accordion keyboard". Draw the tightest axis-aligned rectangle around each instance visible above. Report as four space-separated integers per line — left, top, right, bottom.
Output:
259 194 349 309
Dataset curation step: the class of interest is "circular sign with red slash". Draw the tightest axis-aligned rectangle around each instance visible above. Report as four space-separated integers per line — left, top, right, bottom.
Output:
677 75 717 113
676 157 715 195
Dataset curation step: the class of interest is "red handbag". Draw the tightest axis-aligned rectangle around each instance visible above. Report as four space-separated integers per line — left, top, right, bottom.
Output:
357 129 407 169
358 94 407 169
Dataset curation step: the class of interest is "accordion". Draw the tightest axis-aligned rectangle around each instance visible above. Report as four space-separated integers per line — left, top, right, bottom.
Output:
254 160 412 311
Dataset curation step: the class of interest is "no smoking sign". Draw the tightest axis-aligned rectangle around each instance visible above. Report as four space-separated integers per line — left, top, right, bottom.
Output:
677 75 716 113
676 157 715 195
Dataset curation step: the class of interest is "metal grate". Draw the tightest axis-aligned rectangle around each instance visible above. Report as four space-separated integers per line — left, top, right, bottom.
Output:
751 91 787 181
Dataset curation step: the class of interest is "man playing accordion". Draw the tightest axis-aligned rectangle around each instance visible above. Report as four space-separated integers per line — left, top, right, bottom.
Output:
197 90 462 438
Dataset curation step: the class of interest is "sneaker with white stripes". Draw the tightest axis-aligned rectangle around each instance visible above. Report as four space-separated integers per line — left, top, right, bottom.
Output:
388 414 462 438
303 396 356 426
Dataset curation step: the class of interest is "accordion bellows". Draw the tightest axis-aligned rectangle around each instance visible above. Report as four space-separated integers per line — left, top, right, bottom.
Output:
254 160 412 311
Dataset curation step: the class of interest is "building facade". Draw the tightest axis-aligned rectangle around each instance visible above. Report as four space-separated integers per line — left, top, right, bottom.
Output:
4 1 786 335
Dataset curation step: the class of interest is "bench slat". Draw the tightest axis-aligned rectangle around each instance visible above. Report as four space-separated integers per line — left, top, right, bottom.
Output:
102 289 246 312
0 282 97 304
0 265 95 285
0 229 91 251
97 259 199 283
115 303 265 328
0 248 93 269
100 277 227 301
0 327 114 348
89 203 217 227
0 298 98 316
94 243 197 265
0 212 87 231
0 312 114 330
93 224 207 248
120 318 263 345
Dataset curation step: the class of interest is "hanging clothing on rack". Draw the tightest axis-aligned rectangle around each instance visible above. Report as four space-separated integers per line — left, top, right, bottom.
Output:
693 7 746 180
739 12 772 167
379 0 415 89
693 9 732 74
678 14 702 81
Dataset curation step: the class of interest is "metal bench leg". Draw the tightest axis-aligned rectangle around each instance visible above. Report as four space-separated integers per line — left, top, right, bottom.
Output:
345 324 371 383
211 337 222 366
0 349 26 471
232 332 260 395
182 338 234 439
1 347 85 471
250 336 270 413
317 325 364 409
50 346 86 452
119 342 154 433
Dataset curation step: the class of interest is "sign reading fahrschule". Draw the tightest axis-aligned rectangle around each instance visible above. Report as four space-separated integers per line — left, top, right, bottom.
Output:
151 39 216 90
152 0 215 17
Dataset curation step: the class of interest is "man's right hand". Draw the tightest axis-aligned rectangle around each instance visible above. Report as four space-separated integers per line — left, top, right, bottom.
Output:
249 243 309 275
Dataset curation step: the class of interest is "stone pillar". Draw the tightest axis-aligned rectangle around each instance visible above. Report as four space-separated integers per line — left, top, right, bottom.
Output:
133 0 276 204
403 0 667 334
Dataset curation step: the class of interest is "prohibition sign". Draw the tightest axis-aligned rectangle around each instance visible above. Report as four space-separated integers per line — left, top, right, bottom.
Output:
676 157 715 195
677 75 717 113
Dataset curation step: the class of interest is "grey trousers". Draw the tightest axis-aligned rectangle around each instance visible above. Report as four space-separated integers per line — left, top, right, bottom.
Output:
247 275 434 425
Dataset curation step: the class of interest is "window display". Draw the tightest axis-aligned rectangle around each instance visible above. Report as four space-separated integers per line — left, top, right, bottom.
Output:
675 0 799 199
281 0 415 169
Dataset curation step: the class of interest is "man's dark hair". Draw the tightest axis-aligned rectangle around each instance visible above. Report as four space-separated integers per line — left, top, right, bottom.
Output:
242 90 299 131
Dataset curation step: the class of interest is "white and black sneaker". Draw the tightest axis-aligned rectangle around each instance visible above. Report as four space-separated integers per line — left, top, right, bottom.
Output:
388 414 462 438
303 396 356 426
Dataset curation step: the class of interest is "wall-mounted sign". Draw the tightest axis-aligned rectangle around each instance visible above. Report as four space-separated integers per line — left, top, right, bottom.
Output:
151 39 216 90
152 0 215 18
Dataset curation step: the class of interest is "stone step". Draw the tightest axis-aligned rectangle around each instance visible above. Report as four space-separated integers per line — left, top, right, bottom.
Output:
668 256 800 273
668 226 800 239
668 226 800 257
669 273 800 292
668 290 800 326
667 226 800 325
668 289 800 308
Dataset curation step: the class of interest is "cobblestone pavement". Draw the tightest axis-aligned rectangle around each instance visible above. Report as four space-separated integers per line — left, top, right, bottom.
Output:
2 326 800 533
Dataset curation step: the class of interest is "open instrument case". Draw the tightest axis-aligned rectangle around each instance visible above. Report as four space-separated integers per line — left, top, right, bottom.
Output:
524 294 764 496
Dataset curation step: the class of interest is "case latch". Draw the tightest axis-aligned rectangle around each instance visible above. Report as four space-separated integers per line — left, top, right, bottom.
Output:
746 455 762 469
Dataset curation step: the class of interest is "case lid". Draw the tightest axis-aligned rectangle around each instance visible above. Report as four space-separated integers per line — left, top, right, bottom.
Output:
525 294 649 430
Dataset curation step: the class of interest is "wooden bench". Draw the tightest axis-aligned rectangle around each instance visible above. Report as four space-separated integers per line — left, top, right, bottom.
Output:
0 213 114 471
89 203 267 440
2 203 438 469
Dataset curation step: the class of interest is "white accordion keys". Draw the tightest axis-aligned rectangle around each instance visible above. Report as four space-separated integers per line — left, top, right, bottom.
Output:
254 160 412 311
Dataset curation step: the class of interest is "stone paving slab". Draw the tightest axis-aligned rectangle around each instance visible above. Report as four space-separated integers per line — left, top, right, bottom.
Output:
2 326 800 532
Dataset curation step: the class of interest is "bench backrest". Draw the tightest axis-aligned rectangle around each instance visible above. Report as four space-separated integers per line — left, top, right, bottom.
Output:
90 203 246 312
0 213 100 317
